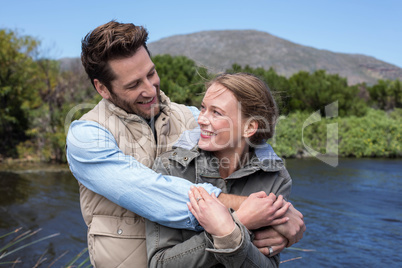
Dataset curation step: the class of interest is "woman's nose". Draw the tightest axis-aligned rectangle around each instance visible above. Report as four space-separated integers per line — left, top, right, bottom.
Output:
198 113 209 125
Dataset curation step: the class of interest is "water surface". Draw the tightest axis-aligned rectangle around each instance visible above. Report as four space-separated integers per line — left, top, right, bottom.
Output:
281 158 402 267
0 159 401 267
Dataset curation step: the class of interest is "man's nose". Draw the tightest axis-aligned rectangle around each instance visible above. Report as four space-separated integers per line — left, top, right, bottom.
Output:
142 79 156 96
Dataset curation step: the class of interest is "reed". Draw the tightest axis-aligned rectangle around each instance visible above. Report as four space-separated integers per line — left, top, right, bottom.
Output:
0 228 91 267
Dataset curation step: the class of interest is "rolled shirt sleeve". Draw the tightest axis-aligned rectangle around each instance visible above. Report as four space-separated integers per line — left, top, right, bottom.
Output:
66 120 221 231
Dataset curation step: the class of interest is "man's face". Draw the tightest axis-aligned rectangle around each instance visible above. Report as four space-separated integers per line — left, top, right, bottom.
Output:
97 46 161 119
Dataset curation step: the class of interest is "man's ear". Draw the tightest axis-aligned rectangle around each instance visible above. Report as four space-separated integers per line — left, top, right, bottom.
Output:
243 119 258 138
94 79 111 100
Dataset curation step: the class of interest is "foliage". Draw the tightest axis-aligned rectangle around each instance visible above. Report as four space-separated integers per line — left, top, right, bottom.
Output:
0 29 41 157
153 54 212 107
367 79 402 110
0 28 400 161
270 108 401 158
287 70 367 117
225 65 368 117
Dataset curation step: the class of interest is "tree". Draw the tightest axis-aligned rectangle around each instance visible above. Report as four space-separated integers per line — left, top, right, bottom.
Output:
0 29 41 157
19 57 95 162
288 70 367 116
368 79 402 110
152 54 211 107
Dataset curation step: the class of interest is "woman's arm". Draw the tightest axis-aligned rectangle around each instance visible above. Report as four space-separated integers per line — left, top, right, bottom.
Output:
187 187 284 268
145 219 219 268
146 156 282 267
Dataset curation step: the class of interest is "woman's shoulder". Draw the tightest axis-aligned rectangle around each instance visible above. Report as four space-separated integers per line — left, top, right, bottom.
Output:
158 146 200 166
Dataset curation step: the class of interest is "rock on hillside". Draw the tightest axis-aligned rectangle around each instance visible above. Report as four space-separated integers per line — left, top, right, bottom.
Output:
148 30 402 85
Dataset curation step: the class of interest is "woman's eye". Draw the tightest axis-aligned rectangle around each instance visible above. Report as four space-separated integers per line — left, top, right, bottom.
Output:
214 110 222 116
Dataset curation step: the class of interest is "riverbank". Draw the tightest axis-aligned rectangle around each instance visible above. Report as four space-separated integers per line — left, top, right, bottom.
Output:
0 160 69 172
1 108 400 164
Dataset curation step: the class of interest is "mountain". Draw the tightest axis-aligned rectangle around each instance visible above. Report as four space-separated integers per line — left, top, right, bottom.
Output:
148 30 402 85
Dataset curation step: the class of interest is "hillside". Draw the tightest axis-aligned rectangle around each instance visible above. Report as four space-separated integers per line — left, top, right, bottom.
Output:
148 30 402 85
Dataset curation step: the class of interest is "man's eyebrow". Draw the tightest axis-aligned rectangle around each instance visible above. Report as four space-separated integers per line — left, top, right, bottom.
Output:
123 65 156 89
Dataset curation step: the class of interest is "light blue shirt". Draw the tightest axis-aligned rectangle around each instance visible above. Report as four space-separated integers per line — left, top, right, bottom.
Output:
66 106 220 232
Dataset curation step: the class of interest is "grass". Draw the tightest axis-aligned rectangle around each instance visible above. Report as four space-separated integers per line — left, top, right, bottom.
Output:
0 227 91 267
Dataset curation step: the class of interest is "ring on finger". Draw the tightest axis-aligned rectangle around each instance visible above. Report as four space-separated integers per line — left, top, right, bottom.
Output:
267 246 274 257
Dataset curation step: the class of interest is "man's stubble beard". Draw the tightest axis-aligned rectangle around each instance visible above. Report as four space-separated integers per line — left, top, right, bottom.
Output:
109 91 162 120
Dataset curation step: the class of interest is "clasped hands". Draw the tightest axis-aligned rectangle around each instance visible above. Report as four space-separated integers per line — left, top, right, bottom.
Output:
236 191 305 256
188 187 305 257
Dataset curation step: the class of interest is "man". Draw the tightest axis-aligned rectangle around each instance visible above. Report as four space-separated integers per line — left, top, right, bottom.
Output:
66 20 305 267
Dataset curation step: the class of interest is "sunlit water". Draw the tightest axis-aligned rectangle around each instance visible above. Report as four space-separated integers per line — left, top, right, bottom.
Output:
0 159 401 267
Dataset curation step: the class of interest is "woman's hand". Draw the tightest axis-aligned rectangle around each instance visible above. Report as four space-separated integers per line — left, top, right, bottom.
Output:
235 192 290 230
188 186 235 236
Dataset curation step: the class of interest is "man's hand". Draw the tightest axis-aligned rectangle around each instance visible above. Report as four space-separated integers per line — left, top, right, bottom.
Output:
272 203 305 247
235 192 290 230
253 228 288 256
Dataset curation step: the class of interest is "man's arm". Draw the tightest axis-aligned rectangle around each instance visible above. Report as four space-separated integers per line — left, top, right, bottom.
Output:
66 120 221 231
217 193 247 210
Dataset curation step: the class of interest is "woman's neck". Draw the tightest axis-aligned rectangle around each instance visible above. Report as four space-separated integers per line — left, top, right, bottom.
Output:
214 144 250 179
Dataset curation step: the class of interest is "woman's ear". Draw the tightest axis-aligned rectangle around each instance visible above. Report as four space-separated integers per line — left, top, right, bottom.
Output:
243 119 258 138
94 79 111 100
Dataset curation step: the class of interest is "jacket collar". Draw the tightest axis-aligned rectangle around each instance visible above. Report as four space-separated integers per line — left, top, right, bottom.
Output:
173 128 284 172
170 130 284 179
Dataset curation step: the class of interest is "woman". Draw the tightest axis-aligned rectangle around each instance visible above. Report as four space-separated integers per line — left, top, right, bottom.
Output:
146 73 294 267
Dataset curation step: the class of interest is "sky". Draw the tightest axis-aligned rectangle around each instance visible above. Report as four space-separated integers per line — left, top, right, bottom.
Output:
1 0 401 67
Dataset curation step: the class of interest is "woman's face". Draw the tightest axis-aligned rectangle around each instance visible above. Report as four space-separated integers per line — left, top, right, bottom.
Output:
197 83 247 154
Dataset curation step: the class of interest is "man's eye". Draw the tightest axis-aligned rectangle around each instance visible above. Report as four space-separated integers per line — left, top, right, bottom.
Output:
128 83 138 89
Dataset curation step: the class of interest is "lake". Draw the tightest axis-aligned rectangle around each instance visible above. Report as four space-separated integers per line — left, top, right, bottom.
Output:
0 158 401 267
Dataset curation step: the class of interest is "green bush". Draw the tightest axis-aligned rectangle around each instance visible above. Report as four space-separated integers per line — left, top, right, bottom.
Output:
269 108 401 158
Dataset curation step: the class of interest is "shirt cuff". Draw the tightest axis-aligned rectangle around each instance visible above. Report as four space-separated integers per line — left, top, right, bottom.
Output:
211 224 242 249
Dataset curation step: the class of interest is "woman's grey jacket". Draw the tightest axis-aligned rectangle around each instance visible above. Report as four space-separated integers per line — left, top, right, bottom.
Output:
146 139 292 267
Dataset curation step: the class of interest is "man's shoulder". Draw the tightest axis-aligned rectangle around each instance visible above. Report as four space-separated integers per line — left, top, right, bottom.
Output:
79 99 110 123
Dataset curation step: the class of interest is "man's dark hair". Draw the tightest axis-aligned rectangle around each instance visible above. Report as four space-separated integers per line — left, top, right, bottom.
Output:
81 20 150 91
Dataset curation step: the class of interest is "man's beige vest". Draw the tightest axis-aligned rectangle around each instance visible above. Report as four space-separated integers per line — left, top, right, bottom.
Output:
78 92 198 267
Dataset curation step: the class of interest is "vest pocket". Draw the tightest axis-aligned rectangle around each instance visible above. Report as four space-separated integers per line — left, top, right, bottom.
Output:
88 215 147 268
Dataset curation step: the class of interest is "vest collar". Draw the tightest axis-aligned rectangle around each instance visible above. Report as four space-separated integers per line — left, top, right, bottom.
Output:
103 91 172 122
